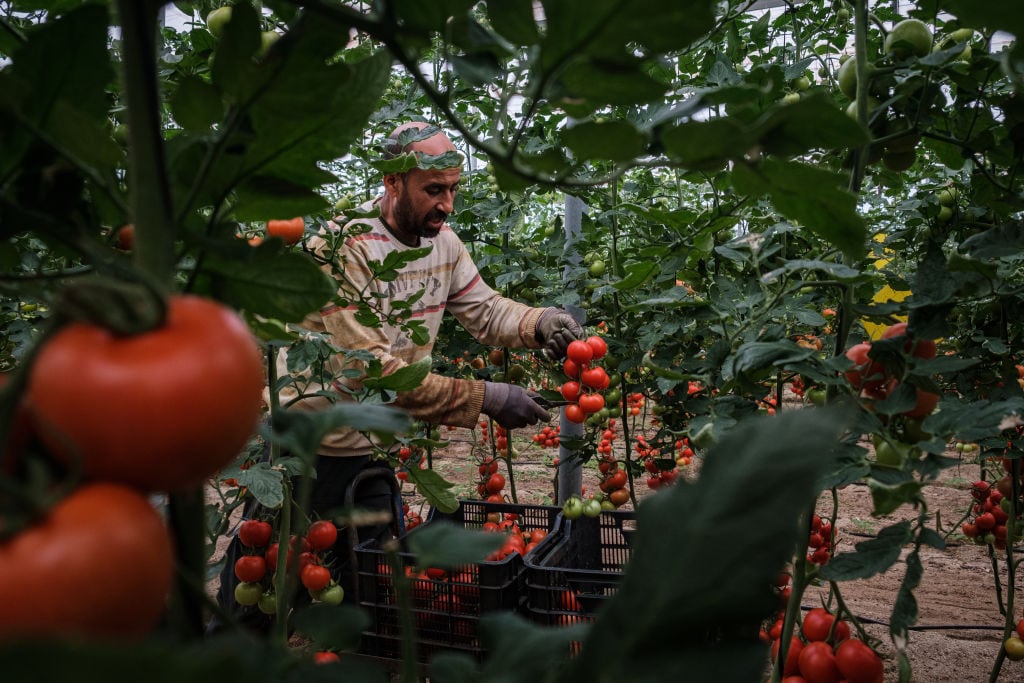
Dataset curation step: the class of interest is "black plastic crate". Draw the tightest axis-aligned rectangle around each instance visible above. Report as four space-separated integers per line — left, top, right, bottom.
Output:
523 510 636 628
355 499 560 664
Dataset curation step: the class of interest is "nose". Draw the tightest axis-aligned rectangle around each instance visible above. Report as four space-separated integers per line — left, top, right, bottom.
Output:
437 190 455 214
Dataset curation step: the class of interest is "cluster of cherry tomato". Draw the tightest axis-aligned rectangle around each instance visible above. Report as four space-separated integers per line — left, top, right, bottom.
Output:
532 424 561 448
844 322 940 419
396 444 427 483
596 428 630 507
233 518 345 613
960 478 1018 550
403 503 424 532
476 456 506 502
635 434 681 490
560 336 613 424
806 513 836 566
625 391 645 416
765 598 884 683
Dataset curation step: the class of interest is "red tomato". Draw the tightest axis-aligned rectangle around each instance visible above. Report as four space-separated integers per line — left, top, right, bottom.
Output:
313 651 340 665
26 295 266 492
772 635 804 676
115 223 135 250
563 358 583 379
903 387 940 418
798 640 841 683
844 342 885 390
0 482 174 639
580 365 610 390
238 519 273 548
578 393 605 414
234 555 268 582
306 520 338 551
301 564 332 592
585 335 608 359
609 488 630 507
266 217 305 244
881 321 937 359
565 403 586 423
802 607 850 643
485 472 506 494
604 469 627 490
835 638 884 683
561 381 582 402
566 340 594 364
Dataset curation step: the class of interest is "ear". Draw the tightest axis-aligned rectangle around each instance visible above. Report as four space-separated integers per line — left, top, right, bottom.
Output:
383 174 401 194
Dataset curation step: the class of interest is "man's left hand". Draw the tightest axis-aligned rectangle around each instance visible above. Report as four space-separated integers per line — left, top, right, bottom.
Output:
536 308 584 360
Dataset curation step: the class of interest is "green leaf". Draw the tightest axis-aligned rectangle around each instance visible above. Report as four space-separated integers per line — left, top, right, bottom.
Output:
238 463 285 509
561 120 647 162
364 357 431 392
201 249 336 323
271 404 411 461
406 521 505 569
233 175 331 221
754 93 870 156
891 549 923 642
487 0 539 44
564 408 848 683
403 466 459 513
731 159 867 262
170 76 224 132
557 56 667 106
458 612 588 681
291 603 369 651
722 341 818 382
819 522 912 581
867 478 924 516
210 0 262 98
661 118 752 171
613 262 659 291
391 0 477 33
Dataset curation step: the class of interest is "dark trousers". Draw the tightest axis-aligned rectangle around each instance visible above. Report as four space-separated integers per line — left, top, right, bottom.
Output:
209 455 400 634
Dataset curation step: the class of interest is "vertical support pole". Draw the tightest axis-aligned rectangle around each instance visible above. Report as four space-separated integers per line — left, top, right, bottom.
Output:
556 194 586 503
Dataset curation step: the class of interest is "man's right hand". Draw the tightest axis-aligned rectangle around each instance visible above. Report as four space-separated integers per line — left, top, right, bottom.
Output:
481 382 549 429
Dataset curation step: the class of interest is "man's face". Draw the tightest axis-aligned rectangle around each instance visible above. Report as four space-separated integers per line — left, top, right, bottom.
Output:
390 167 461 239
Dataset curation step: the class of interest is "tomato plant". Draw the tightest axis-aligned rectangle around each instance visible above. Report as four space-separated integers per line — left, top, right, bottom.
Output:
26 295 266 492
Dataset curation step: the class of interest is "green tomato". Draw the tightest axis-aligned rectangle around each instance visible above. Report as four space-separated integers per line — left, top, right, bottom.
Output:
937 187 959 206
259 30 280 54
884 18 933 59
234 581 262 606
588 260 606 277
318 583 345 606
805 388 827 407
334 195 353 212
792 75 811 91
582 498 602 518
782 92 801 105
206 6 232 38
562 496 584 520
258 591 277 615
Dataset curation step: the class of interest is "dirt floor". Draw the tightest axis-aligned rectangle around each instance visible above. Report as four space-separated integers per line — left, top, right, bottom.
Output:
210 402 1024 682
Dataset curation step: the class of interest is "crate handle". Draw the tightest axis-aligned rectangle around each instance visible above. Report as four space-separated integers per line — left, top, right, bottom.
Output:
344 467 404 605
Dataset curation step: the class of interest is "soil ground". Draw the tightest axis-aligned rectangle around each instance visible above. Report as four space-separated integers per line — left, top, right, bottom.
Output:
209 397 1024 682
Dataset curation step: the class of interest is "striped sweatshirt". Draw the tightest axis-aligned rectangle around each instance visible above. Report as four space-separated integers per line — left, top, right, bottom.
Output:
271 200 547 457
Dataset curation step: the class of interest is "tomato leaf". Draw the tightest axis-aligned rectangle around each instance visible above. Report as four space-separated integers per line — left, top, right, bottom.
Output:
486 0 538 45
561 121 647 162
291 603 368 651
563 408 848 682
866 478 924 516
238 463 285 510
404 466 459 514
819 522 912 581
731 159 867 263
405 521 504 569
364 357 431 392
612 262 659 291
270 405 411 463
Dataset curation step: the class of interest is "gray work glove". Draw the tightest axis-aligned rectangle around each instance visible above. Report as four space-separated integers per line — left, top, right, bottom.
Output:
535 308 584 360
482 382 549 429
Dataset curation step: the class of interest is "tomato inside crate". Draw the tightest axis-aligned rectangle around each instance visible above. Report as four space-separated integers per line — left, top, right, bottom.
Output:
354 499 560 665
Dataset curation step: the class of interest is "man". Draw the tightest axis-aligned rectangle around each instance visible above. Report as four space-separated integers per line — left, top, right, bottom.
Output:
210 121 581 631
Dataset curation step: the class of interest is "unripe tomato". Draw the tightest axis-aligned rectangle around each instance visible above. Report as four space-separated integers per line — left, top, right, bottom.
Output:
0 482 174 639
27 295 266 492
562 496 584 520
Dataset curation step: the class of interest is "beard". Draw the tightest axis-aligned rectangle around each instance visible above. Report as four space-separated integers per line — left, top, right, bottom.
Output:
393 192 446 239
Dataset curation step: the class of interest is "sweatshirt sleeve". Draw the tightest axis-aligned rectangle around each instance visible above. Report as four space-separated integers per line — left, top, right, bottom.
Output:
444 235 546 349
